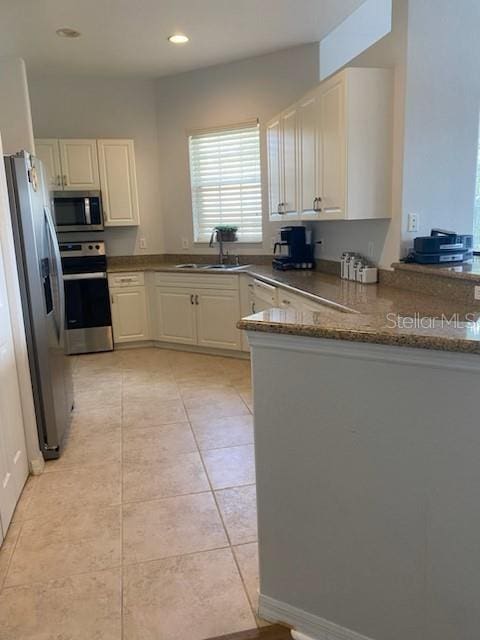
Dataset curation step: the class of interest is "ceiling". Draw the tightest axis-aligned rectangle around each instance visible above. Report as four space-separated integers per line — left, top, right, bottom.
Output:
0 0 364 78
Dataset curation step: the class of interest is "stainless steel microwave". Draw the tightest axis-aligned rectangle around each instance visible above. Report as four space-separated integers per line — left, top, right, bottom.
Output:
53 191 104 232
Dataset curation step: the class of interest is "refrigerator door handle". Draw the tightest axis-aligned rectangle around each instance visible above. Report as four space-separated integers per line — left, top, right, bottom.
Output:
44 206 65 344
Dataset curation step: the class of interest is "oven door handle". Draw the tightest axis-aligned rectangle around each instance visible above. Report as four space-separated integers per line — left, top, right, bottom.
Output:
63 272 107 281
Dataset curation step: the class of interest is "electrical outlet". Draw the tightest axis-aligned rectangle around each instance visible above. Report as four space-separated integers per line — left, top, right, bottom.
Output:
407 212 419 233
475 286 480 301
181 237 189 249
367 241 375 258
139 238 147 249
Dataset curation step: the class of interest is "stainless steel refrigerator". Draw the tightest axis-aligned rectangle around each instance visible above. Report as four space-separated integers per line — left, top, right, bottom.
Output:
4 150 73 459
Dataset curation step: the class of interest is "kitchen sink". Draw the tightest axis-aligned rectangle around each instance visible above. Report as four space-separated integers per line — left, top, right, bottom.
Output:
205 264 249 270
175 263 205 269
175 263 249 271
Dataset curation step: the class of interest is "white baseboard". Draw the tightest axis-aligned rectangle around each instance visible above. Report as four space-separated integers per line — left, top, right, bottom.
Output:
29 457 45 475
259 594 375 640
115 340 250 360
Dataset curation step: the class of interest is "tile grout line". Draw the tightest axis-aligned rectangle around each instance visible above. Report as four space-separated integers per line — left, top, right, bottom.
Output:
1 563 123 593
0 521 24 593
186 402 259 627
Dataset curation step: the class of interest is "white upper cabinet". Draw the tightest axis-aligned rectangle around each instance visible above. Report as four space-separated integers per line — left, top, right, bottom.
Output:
267 67 393 222
267 118 282 219
35 137 140 227
298 92 322 217
281 107 298 217
319 76 345 219
59 139 100 190
267 110 299 221
35 139 62 190
97 139 140 227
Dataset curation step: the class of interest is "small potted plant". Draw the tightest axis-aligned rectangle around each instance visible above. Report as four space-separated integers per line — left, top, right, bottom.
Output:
214 225 238 243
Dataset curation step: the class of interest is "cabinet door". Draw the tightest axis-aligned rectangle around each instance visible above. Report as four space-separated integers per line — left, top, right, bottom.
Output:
196 289 241 351
110 287 149 343
59 139 100 190
281 107 298 217
35 139 62 190
298 93 322 218
155 287 197 345
267 118 283 220
97 139 140 226
320 79 346 219
0 242 28 534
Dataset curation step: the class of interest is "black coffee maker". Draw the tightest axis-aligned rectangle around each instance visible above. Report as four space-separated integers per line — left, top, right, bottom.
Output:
273 226 315 270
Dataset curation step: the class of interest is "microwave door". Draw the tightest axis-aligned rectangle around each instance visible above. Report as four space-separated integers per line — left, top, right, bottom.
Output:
53 191 104 232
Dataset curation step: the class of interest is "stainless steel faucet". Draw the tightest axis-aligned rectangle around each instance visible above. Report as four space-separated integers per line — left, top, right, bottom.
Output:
209 229 227 264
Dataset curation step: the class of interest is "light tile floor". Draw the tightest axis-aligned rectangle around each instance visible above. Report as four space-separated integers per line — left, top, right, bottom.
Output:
0 348 266 640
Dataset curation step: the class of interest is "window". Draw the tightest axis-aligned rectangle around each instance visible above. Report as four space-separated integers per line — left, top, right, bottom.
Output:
189 122 262 243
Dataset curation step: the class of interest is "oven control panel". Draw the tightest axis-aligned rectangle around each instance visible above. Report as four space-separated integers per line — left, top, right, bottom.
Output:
59 241 106 258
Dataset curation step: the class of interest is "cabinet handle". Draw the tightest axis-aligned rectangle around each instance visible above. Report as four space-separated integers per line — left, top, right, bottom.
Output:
63 174 68 187
195 294 199 305
110 294 114 304
282 299 291 305
190 294 194 305
277 202 285 215
252 302 256 313
56 175 62 187
313 197 322 212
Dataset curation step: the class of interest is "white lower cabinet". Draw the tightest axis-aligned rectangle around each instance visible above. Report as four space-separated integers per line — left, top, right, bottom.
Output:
108 270 335 353
153 274 241 351
154 288 197 345
108 272 149 344
196 290 241 350
110 287 149 343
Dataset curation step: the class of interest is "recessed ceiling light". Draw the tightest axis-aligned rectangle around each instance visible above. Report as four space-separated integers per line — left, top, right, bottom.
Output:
168 34 189 44
56 27 81 38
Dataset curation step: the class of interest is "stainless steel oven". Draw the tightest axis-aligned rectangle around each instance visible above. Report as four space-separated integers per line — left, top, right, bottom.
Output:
60 241 113 355
53 191 104 232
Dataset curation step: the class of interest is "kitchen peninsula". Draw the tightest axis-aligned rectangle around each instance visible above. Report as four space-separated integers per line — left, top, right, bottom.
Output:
239 270 480 640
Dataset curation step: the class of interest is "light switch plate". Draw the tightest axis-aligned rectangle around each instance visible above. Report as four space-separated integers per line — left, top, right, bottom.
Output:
181 237 189 249
475 286 480 301
139 238 147 249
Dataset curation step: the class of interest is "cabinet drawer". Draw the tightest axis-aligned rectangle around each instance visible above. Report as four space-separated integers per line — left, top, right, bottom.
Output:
153 272 239 291
108 272 144 287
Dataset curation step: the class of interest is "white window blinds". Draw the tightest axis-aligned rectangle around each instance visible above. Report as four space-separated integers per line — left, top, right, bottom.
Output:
189 122 263 243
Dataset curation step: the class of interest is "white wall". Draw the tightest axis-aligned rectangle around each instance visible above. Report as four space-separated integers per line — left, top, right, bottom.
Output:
320 0 392 81
28 75 163 256
0 58 35 154
155 44 319 256
400 0 480 255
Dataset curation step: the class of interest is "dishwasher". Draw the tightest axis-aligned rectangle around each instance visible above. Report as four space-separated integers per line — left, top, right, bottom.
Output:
250 279 278 314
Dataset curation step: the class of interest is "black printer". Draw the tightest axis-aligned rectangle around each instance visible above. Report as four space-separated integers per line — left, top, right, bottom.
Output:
409 229 473 264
